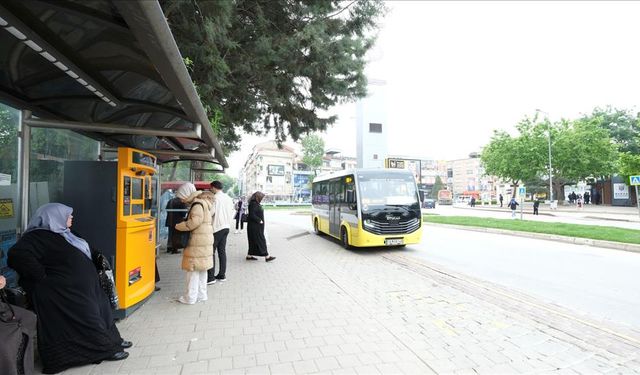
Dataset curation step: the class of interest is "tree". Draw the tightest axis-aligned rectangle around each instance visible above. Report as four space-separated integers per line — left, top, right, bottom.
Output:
550 118 619 201
0 105 19 182
430 176 445 199
161 0 386 153
202 173 237 195
481 117 547 198
618 151 640 183
300 134 325 175
579 106 640 154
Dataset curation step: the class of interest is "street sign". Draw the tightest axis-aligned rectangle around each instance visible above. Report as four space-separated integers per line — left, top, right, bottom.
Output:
630 175 640 186
518 186 526 195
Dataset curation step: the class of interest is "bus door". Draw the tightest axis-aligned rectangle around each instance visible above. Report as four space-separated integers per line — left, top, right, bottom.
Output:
329 180 341 237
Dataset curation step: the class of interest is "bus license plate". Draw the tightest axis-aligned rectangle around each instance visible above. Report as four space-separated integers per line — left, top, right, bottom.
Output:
385 238 403 246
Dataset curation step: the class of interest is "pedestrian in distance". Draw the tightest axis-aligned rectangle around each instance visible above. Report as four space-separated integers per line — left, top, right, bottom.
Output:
470 197 476 207
508 197 519 218
208 180 235 284
499 194 504 208
234 196 246 234
584 191 590 205
245 191 276 262
533 199 540 215
174 183 215 305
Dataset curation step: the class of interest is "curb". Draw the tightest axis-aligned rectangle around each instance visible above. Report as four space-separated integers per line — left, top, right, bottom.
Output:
424 222 640 254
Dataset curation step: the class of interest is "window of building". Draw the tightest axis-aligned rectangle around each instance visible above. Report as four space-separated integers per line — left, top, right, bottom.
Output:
369 123 382 133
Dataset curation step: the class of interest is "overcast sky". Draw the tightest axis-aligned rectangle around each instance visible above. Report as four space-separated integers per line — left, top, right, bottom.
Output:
225 0 640 176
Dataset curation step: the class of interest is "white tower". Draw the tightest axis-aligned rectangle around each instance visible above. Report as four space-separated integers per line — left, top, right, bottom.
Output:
356 79 388 168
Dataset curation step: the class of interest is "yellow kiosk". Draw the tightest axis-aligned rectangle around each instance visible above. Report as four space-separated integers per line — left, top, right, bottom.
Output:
63 147 157 318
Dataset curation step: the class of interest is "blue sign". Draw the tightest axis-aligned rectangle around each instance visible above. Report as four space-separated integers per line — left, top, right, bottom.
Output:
630 175 640 186
518 187 526 195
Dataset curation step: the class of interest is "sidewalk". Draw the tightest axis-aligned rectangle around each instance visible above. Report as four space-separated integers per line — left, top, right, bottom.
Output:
58 222 640 374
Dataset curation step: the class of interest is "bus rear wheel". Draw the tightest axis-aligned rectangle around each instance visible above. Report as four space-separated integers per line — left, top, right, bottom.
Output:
340 227 351 249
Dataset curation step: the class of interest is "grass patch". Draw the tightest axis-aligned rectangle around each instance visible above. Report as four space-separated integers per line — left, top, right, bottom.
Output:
423 215 640 245
263 205 311 210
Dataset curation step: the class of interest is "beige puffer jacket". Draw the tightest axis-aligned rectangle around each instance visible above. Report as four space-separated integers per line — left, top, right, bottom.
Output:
175 191 215 272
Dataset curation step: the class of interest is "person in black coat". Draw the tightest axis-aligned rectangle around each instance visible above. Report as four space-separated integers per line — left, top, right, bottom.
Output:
0 249 37 375
165 195 188 254
245 192 276 262
8 203 130 374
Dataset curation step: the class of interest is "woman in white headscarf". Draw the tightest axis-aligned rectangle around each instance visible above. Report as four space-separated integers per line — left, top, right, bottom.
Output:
174 183 215 304
8 203 131 374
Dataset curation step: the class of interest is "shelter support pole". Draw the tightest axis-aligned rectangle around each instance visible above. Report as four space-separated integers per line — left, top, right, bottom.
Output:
17 110 31 235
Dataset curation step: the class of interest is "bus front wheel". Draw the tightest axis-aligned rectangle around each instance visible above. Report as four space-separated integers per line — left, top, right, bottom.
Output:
340 227 351 249
313 218 322 235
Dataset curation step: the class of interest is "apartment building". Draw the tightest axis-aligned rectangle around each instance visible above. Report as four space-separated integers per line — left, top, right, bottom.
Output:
241 141 296 201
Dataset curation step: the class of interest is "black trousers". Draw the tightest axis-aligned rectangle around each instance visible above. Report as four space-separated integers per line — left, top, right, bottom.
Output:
208 228 229 280
235 215 244 230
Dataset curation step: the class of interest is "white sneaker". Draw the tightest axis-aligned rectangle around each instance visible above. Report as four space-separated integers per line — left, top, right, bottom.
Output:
177 296 195 305
207 279 217 285
234 230 239 234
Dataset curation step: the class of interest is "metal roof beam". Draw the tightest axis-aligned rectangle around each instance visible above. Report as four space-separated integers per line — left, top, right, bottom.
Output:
0 2 121 106
23 117 202 139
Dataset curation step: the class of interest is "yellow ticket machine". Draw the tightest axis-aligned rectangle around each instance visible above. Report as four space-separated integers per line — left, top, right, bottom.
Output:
63 147 157 318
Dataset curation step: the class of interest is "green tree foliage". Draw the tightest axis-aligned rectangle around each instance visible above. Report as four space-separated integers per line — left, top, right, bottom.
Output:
481 118 547 198
619 151 640 182
300 134 325 175
483 112 620 202
551 118 618 195
0 105 19 182
202 173 237 195
430 176 445 199
579 106 640 154
161 0 386 153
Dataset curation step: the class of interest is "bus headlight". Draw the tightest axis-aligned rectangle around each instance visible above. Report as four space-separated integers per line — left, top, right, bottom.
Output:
363 219 374 228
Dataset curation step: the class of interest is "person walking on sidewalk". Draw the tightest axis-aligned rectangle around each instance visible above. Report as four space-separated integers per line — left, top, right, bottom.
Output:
245 191 276 262
174 184 215 304
508 197 519 218
208 180 235 284
533 199 540 215
499 194 504 208
234 196 246 234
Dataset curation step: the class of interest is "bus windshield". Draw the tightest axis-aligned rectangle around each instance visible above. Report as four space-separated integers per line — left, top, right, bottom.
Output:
359 175 418 207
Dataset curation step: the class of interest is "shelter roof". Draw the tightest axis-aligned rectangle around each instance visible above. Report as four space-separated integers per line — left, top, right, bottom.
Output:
0 0 227 167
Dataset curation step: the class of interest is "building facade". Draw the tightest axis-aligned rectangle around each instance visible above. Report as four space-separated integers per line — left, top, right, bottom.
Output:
356 79 388 169
241 141 297 202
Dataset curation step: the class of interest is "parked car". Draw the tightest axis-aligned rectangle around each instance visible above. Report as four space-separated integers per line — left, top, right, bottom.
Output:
423 199 436 209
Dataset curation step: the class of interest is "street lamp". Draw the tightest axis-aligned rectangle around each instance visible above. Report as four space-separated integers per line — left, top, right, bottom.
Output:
535 109 553 204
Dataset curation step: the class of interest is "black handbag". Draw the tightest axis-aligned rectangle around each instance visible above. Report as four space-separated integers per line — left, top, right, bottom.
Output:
241 213 248 223
1 287 30 311
0 290 16 322
94 253 119 309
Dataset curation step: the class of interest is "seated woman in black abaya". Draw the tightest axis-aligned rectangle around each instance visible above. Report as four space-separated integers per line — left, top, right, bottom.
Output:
8 203 131 374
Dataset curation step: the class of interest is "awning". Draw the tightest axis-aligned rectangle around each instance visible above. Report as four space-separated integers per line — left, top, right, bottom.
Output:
0 0 227 167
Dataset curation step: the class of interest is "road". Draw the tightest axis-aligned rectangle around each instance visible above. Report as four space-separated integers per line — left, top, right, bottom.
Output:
266 209 640 330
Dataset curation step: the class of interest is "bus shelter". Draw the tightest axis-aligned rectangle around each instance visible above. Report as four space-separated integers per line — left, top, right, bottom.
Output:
0 0 227 295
